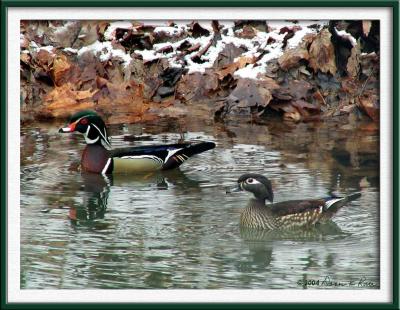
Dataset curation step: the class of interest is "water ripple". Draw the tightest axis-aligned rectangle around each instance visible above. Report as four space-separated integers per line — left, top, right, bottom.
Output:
20 122 380 289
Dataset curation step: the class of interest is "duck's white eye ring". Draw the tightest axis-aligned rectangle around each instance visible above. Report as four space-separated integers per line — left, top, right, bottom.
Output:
246 178 254 184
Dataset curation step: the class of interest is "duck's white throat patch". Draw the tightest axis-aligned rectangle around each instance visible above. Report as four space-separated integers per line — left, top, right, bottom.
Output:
83 125 100 144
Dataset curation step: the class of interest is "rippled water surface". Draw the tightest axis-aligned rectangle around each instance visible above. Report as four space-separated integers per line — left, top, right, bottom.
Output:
20 116 379 289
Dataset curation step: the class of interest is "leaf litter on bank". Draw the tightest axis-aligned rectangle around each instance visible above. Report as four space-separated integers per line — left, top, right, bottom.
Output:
20 19 380 124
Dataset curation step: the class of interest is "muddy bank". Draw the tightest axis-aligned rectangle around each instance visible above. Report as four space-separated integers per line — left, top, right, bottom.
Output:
20 20 379 125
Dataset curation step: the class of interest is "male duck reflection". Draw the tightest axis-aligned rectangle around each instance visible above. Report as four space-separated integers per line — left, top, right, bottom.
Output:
227 173 361 230
59 110 215 174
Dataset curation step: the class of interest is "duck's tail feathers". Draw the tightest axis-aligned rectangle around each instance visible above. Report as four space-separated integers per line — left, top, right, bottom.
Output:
182 141 216 157
345 192 362 202
162 141 215 170
322 192 361 220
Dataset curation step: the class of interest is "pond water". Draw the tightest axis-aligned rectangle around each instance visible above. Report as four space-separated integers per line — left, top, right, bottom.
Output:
20 115 380 289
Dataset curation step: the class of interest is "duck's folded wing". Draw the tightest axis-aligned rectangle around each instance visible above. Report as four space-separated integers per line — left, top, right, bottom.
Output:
108 142 215 170
108 143 191 160
270 199 325 216
162 141 215 170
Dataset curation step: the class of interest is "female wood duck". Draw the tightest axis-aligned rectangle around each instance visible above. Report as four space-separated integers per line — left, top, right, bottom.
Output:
59 110 216 174
227 173 361 230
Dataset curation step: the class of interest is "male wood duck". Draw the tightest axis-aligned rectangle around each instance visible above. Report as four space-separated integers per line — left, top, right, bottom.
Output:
227 173 361 230
59 110 216 174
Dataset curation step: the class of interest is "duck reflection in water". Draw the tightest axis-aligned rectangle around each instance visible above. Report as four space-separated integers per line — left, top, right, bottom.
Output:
237 221 348 273
68 169 202 225
68 172 110 225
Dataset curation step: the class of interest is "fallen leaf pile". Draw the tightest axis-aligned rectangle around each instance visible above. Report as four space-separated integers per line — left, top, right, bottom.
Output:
20 19 380 124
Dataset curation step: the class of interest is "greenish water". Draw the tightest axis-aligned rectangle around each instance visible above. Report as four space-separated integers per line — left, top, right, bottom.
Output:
20 116 379 289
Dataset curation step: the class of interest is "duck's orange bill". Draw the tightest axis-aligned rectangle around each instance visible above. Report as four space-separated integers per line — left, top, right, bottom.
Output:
59 120 78 133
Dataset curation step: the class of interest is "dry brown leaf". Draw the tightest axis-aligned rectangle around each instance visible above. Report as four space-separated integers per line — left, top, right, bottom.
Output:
230 77 278 108
42 86 96 117
20 52 31 64
339 103 356 114
75 88 98 100
46 102 95 116
213 43 248 68
35 49 56 70
312 90 327 105
237 25 258 39
215 63 239 80
20 35 29 49
288 80 312 100
236 55 256 68
309 28 337 75
176 72 218 102
215 56 256 80
270 98 318 121
74 21 101 48
292 99 320 111
95 80 144 108
96 76 108 89
272 79 311 101
97 21 110 37
362 21 372 37
42 83 97 117
302 33 317 46
269 102 297 113
52 54 72 86
358 93 379 122
190 22 211 38
346 44 360 78
341 78 361 96
48 21 82 48
278 46 309 71
284 110 302 122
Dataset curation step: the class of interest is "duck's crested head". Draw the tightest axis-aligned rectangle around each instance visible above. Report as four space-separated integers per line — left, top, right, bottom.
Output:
59 110 111 149
68 110 101 123
236 173 274 202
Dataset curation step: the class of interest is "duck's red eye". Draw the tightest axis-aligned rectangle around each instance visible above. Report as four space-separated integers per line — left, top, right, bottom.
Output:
80 118 88 125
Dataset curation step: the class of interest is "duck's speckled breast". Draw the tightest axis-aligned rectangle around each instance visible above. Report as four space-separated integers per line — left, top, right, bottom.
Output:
240 199 278 230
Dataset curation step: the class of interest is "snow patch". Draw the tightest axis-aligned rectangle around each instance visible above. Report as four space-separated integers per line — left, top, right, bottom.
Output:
134 49 159 62
104 21 133 40
28 42 56 54
154 26 187 36
64 47 78 54
52 21 77 35
235 64 265 79
132 20 327 79
38 45 56 53
29 41 39 49
142 21 177 27
27 41 54 51
78 41 132 67
334 27 357 46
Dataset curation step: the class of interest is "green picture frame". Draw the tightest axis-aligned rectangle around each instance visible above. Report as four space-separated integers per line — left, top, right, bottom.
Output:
2 0 398 308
